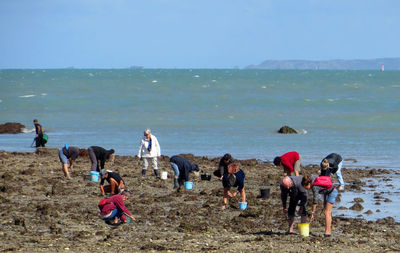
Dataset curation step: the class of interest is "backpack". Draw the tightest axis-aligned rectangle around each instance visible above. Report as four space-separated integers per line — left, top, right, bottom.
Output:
98 197 110 211
312 176 334 190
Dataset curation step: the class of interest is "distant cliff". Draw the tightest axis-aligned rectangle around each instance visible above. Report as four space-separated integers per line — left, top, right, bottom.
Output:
246 58 400 70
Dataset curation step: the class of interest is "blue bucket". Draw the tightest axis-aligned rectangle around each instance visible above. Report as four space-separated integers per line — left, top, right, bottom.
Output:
239 202 248 210
184 181 193 190
90 171 100 182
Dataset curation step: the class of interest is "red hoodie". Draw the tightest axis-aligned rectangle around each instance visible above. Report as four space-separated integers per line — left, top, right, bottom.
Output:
281 151 300 174
100 194 132 220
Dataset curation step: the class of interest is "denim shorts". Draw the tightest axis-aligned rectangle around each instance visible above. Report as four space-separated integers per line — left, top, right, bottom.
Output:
58 149 68 164
326 188 338 203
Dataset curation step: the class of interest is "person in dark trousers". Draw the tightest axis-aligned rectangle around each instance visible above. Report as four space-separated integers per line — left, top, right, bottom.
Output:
99 169 126 196
169 155 200 191
213 153 234 180
280 175 311 234
87 146 115 172
99 191 135 225
33 119 46 147
320 153 345 190
58 145 88 179
221 163 246 210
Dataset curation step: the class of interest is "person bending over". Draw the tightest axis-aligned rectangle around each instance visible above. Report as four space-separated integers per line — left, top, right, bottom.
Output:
280 175 311 233
87 146 115 172
320 153 345 191
99 169 126 196
221 163 246 210
169 155 199 191
274 151 302 176
58 145 88 179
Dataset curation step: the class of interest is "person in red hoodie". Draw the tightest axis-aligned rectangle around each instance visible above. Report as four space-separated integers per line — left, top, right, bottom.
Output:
273 151 302 176
99 191 135 225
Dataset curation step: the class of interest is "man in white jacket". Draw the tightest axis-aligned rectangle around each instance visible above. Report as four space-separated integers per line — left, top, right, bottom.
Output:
137 128 161 178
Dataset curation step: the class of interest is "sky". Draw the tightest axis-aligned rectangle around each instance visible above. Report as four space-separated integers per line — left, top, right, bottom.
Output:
0 0 399 69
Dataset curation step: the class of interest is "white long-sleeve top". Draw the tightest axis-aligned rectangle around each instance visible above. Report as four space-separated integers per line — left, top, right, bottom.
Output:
137 134 161 158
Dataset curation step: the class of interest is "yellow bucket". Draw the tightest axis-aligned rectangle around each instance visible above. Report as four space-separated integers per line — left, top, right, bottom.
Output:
298 223 310 237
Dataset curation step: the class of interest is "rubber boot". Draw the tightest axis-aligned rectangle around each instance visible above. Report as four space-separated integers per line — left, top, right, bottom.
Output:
173 178 179 189
141 169 146 178
154 169 160 179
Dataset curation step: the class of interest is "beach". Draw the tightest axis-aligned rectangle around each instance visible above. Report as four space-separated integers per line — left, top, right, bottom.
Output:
0 148 399 252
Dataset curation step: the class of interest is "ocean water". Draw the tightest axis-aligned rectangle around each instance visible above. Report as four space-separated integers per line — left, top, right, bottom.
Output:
0 69 399 169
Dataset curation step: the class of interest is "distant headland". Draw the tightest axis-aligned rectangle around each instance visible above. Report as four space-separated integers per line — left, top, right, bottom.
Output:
245 57 400 70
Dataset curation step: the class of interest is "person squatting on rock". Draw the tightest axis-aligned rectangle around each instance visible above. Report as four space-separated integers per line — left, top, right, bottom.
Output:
320 153 345 191
280 175 311 233
99 169 126 196
98 191 135 225
33 119 46 147
274 151 302 176
87 146 115 172
221 163 246 210
309 175 338 237
213 153 235 180
137 128 161 178
58 144 88 179
169 155 200 191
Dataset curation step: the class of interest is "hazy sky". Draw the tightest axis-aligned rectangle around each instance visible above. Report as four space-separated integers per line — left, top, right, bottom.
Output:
1 0 399 68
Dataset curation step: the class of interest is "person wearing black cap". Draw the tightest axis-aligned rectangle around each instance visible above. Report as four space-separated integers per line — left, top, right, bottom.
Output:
87 146 115 172
221 163 246 210
99 169 126 196
169 155 199 191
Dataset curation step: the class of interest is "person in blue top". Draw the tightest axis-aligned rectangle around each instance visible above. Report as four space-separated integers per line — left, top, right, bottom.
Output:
221 163 246 210
169 155 200 191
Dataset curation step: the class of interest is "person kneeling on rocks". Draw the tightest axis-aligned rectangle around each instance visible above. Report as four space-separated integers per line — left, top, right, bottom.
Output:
98 190 135 225
169 155 200 191
280 175 311 234
221 163 246 210
99 169 126 196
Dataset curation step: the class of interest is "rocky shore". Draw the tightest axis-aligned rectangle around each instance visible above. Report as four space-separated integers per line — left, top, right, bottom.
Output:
0 148 399 252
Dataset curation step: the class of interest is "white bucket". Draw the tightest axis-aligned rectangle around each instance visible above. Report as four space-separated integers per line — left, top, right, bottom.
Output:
161 171 168 180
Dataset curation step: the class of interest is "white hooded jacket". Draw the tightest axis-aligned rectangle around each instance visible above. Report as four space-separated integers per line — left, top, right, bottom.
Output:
137 134 161 158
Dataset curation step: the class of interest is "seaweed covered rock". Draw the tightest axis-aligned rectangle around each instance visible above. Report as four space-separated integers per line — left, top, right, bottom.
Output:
0 122 25 134
277 125 298 134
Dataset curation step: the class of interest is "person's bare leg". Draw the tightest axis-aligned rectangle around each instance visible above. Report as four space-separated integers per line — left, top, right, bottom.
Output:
324 202 334 235
288 217 295 233
222 188 229 210
62 163 71 179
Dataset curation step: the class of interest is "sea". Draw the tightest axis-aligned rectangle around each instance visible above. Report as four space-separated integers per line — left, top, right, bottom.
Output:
1 69 399 168
1 69 400 221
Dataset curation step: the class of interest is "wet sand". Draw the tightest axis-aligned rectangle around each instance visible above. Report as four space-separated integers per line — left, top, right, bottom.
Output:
0 148 399 252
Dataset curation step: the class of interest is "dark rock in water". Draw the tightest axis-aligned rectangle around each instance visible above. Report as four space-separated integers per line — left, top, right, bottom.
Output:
375 202 381 205
376 209 381 212
384 198 392 202
369 169 377 175
353 198 364 203
344 158 358 163
364 210 373 215
349 203 364 211
277 125 298 134
338 206 348 210
0 122 25 134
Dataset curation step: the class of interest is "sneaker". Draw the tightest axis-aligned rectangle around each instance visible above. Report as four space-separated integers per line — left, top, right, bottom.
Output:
324 234 332 237
338 186 344 191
